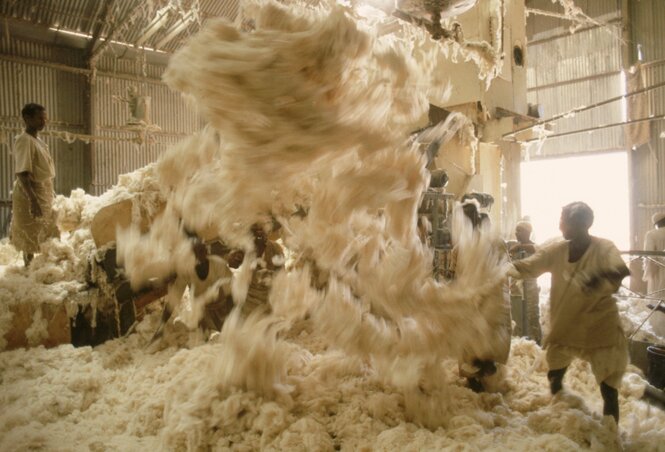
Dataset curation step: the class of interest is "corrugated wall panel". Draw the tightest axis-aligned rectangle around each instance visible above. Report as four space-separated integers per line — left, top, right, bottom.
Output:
526 0 621 42
0 38 86 67
526 1 623 158
94 73 200 133
631 0 665 63
96 53 166 80
527 26 622 88
0 54 88 237
90 133 183 195
526 73 624 157
90 73 201 194
630 0 665 249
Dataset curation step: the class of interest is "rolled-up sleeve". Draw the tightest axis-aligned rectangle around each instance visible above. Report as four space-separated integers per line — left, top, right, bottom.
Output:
14 135 33 174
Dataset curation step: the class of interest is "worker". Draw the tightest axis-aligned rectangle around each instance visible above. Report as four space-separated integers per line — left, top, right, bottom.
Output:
643 212 665 337
509 202 629 422
509 221 542 343
454 200 511 393
509 221 537 259
153 235 236 342
191 240 238 332
10 103 59 266
243 222 285 315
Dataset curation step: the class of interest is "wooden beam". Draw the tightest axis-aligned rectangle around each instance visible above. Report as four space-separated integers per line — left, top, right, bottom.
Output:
0 54 168 84
85 0 115 60
0 53 90 75
89 1 155 66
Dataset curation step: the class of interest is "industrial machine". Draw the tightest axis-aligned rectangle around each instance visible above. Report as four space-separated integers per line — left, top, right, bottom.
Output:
418 169 455 280
394 0 478 40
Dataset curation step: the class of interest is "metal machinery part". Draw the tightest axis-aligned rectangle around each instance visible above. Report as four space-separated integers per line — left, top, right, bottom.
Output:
418 175 455 281
395 0 478 40
438 0 479 17
461 192 495 210
419 181 499 280
396 0 478 18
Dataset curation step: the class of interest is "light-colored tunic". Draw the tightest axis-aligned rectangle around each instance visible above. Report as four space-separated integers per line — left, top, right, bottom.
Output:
243 240 284 315
643 227 665 336
10 133 58 253
513 237 627 348
513 237 628 388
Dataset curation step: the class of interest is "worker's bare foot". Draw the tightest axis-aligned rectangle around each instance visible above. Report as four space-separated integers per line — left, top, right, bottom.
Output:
23 252 34 267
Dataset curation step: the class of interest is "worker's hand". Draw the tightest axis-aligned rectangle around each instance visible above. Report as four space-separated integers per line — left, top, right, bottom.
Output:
581 275 619 296
581 268 627 295
505 264 520 279
30 199 42 217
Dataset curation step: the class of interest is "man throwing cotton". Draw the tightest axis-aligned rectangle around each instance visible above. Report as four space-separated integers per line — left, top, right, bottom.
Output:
509 202 629 422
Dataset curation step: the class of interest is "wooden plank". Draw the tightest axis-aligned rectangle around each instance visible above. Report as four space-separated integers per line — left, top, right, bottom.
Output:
90 198 165 248
90 199 134 248
4 303 71 350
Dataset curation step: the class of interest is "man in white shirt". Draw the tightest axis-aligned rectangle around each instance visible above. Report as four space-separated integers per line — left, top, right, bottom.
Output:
643 212 665 336
10 103 59 265
509 202 629 422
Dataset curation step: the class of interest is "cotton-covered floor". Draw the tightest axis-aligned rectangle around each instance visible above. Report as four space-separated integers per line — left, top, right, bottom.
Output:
1 308 664 451
2 1 664 448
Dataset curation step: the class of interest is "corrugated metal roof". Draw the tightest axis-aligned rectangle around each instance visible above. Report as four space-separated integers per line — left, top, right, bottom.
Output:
0 0 241 56
87 70 204 194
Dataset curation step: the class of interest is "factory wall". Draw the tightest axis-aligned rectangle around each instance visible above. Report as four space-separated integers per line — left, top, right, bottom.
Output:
0 38 89 236
525 0 623 158
629 0 665 250
90 54 203 195
0 36 203 235
525 0 665 253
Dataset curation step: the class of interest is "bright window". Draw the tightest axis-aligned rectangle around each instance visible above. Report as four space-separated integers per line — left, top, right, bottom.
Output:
520 151 630 250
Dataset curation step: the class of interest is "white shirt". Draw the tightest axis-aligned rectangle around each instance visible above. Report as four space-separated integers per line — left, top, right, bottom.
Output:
513 237 628 349
14 132 55 182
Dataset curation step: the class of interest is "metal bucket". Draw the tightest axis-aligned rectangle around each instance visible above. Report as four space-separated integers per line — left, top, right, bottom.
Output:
629 339 651 375
647 345 665 389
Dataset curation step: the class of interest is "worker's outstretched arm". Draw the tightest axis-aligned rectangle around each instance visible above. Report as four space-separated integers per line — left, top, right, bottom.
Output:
509 244 556 279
